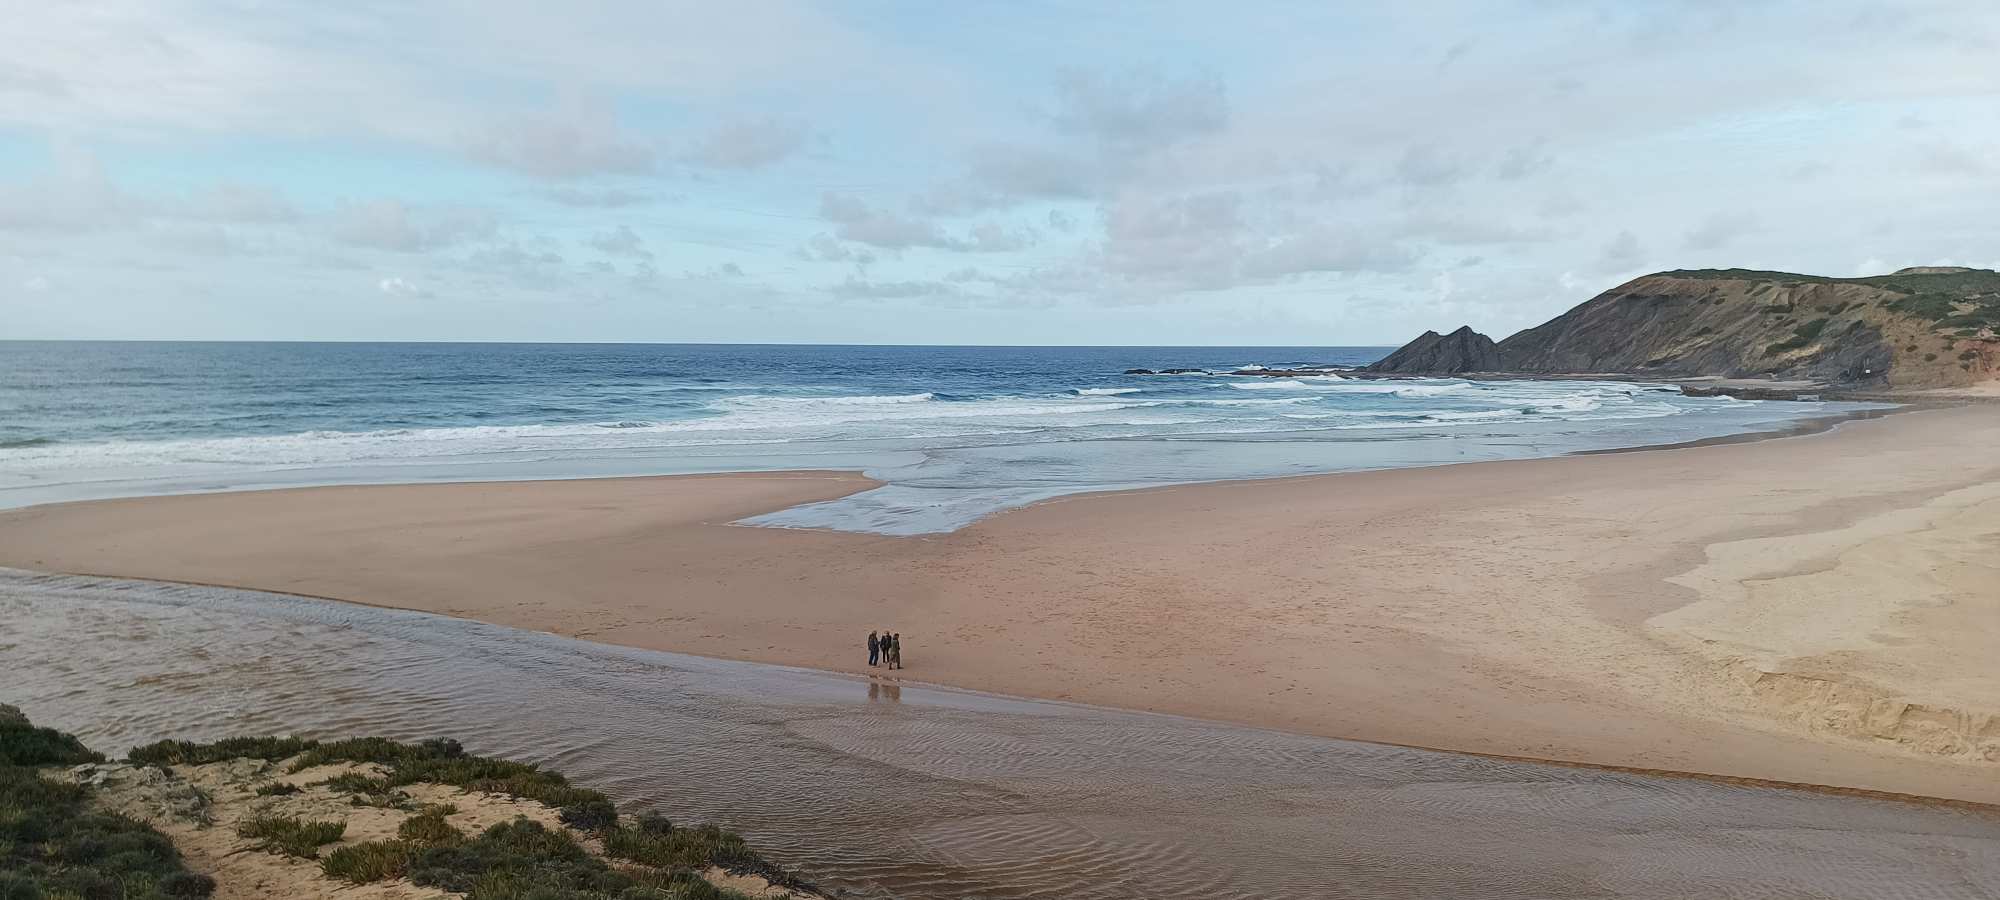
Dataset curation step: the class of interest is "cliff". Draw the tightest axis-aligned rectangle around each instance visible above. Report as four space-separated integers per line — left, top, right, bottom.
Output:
1386 266 2000 388
1364 325 1502 374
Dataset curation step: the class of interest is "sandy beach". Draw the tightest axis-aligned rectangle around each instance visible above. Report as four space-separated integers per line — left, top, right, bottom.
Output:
4 405 1997 804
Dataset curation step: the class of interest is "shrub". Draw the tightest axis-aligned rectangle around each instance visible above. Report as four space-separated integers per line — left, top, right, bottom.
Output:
408 818 606 895
0 716 105 767
635 812 674 835
559 798 619 831
1925 353 1939 362
1887 292 1960 321
236 814 346 859
128 736 313 766
253 782 300 797
1959 349 1980 361
123 735 608 814
315 772 393 795
601 822 759 872
397 807 464 847
321 840 416 883
1 734 211 899
159 871 218 897
1766 317 1831 355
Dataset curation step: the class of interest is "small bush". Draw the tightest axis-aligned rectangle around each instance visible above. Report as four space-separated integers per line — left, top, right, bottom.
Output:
253 782 300 797
1959 349 1980 361
1766 317 1831 355
125 735 609 815
1925 353 1939 362
316 772 393 795
635 812 674 835
1 734 211 899
237 814 346 859
159 871 218 897
409 818 607 895
321 840 416 883
397 807 464 847
602 822 759 872
128 736 313 766
559 798 619 831
0 716 105 767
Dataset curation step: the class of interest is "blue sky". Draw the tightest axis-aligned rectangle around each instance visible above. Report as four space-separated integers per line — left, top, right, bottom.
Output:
2 0 1997 344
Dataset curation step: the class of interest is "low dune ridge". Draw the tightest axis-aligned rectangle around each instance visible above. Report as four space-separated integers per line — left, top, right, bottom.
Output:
2 407 1997 803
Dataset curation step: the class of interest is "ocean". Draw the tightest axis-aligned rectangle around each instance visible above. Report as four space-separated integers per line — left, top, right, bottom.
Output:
0 341 1881 533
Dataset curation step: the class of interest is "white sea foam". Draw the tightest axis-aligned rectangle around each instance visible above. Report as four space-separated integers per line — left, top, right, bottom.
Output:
0 377 1808 516
1392 383 1474 398
732 392 936 405
1226 379 1312 390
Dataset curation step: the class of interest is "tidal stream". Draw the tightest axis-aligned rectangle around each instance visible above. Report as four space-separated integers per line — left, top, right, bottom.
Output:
5 568 1996 899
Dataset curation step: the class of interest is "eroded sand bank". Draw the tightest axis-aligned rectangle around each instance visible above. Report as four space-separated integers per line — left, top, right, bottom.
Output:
3 407 1996 802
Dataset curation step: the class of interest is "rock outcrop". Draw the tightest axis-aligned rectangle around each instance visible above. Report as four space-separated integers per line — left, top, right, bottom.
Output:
1364 326 1502 374
1377 267 2000 388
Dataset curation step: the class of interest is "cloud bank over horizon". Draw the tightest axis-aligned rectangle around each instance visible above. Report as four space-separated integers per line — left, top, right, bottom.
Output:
2 1 1997 344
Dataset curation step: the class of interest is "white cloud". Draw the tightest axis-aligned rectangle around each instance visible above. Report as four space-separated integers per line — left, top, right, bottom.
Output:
377 276 426 297
1683 212 1761 252
1049 67 1227 145
588 225 652 260
539 186 660 208
186 184 298 223
816 194 1036 255
0 149 146 232
464 96 655 180
1598 230 1646 274
682 117 809 170
330 201 496 253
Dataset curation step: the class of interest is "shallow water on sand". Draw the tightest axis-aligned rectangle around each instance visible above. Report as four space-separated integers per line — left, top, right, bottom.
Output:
6 569 1998 899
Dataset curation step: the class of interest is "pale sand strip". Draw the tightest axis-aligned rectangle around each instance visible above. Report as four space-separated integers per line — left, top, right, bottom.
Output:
3 407 1997 803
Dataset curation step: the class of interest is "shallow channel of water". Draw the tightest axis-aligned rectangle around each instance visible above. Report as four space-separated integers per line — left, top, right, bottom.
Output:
5 568 1996 899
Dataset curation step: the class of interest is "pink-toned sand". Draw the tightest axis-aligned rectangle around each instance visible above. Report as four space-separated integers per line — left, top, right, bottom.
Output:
4 406 1997 803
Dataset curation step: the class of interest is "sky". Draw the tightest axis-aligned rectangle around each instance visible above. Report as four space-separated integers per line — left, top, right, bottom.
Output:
2 1 1997 345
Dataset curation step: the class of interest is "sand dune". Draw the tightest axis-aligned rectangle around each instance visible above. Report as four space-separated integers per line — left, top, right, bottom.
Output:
3 406 1997 803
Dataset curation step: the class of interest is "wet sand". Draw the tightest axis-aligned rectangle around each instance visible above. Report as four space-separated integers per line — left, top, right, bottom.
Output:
9 570 1999 900
2 406 1998 803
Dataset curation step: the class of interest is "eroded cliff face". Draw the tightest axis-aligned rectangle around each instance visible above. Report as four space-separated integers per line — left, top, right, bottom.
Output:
1382 267 2000 387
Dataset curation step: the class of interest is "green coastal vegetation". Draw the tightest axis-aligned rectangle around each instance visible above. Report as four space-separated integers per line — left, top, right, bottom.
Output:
1665 266 2000 332
2 708 813 900
1 707 216 900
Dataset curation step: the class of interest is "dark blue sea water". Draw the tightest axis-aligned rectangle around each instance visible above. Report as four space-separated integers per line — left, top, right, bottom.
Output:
0 341 1880 532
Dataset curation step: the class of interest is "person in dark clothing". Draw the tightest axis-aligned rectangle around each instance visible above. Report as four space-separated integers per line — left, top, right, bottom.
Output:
867 631 880 667
889 632 903 669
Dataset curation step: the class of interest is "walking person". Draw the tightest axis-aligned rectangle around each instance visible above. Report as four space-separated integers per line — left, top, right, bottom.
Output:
889 632 903 670
867 630 880 667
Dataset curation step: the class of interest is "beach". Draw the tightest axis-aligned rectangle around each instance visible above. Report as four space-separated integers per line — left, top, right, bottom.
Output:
4 404 1997 804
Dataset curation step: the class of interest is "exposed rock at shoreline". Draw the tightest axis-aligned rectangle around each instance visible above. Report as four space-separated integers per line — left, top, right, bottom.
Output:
1363 326 1502 375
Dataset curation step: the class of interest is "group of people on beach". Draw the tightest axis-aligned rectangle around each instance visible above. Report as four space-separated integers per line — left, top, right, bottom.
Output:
867 630 903 669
